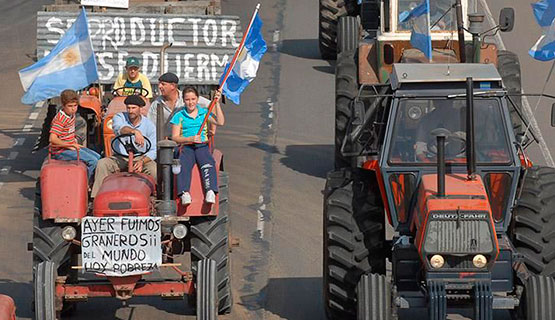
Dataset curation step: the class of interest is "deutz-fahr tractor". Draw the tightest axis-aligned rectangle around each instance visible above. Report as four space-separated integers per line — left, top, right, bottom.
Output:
323 1 555 319
31 71 231 320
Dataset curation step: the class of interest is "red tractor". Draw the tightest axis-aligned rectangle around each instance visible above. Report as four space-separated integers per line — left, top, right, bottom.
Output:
32 92 231 319
323 1 555 319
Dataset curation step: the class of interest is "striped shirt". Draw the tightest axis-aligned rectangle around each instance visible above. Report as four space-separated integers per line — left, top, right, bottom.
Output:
50 110 76 154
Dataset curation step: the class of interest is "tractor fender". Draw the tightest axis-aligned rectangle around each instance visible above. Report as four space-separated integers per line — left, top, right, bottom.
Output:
79 95 102 118
362 159 393 226
40 158 88 221
0 295 16 320
176 148 224 217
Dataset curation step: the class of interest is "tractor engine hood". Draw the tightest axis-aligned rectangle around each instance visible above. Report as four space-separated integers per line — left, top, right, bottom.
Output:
412 174 499 271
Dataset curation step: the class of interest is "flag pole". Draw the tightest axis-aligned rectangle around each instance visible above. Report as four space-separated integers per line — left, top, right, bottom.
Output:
195 3 261 136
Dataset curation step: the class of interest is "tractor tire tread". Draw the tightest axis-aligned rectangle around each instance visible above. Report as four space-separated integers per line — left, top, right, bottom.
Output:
190 171 232 314
512 166 555 276
324 169 386 319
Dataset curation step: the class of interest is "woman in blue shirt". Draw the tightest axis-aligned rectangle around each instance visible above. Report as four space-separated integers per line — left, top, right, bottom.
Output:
170 87 225 205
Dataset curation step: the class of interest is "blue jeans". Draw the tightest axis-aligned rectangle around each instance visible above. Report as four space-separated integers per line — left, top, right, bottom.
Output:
176 144 218 194
52 148 101 180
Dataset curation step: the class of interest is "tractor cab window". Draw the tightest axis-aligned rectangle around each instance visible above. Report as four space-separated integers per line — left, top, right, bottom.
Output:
389 98 511 164
397 0 457 31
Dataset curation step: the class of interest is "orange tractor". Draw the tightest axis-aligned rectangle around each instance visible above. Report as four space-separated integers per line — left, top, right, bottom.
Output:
32 86 231 319
323 1 555 319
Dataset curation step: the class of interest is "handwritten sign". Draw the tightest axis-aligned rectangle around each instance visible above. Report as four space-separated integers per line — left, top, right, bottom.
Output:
37 12 242 85
81 216 162 277
81 0 129 9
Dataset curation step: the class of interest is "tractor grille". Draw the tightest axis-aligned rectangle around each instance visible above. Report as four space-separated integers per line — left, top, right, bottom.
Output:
445 256 474 269
423 211 494 254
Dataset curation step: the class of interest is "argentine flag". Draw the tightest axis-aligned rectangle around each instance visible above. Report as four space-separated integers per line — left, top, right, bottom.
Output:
221 12 267 105
399 0 432 61
19 8 98 105
530 0 555 61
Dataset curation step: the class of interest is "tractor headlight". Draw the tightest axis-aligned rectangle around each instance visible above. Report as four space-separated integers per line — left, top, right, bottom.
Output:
430 254 445 269
473 254 488 268
172 224 188 239
61 226 76 241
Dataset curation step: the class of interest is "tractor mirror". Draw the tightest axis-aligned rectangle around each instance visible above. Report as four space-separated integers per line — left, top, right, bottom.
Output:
499 8 514 32
515 133 528 146
551 103 555 127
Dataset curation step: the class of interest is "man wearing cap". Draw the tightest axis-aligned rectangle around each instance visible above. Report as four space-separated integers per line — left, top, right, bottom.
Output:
113 56 153 99
148 72 212 139
91 95 157 197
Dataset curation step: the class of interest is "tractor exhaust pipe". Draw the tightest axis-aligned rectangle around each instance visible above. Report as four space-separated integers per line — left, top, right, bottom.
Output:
466 77 476 179
156 140 177 216
455 0 466 63
437 135 446 197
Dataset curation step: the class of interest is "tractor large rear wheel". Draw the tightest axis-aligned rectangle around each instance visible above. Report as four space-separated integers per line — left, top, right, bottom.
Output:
32 180 73 274
190 171 232 314
497 50 525 136
511 166 555 275
323 169 386 319
319 0 359 59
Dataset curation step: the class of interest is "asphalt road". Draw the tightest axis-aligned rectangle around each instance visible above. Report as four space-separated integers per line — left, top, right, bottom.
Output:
1 0 555 320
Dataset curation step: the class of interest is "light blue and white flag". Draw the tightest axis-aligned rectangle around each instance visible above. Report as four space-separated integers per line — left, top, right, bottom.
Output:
19 8 98 105
220 12 267 105
530 0 555 61
399 0 432 61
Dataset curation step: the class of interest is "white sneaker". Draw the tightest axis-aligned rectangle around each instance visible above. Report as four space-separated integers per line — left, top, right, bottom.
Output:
205 190 216 204
180 192 192 205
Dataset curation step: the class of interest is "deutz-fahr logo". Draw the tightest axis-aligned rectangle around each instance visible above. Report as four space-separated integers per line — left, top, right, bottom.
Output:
430 212 487 220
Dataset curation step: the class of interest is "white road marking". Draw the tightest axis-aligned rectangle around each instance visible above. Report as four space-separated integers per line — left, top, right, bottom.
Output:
271 30 281 51
35 101 45 108
22 125 32 132
0 166 11 175
480 0 555 167
268 112 274 119
257 209 265 239
13 138 25 146
272 30 280 43
29 112 39 120
257 195 266 238
0 182 4 190
268 101 274 111
7 152 18 160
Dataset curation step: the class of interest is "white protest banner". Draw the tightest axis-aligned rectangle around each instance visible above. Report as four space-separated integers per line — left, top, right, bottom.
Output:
81 216 162 277
37 12 242 85
81 0 129 9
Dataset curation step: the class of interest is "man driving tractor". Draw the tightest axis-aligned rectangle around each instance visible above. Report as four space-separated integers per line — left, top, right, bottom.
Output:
113 56 153 99
91 95 157 197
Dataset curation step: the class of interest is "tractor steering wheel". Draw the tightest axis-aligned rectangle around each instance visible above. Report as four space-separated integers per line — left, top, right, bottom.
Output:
111 86 150 98
427 128 466 158
111 133 152 157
